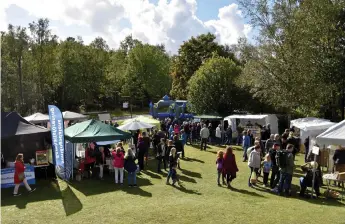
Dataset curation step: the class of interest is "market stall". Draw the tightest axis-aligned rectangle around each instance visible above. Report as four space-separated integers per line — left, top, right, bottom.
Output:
223 114 279 137
64 119 132 180
290 117 335 146
316 120 345 200
62 111 88 121
1 112 52 187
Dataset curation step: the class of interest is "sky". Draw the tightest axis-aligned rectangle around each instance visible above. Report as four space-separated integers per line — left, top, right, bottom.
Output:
0 0 254 54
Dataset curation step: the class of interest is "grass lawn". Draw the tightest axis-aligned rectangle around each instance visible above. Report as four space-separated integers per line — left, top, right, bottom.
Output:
1 145 344 224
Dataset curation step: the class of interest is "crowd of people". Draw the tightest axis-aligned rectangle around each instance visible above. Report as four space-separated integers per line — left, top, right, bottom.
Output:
11 118 345 199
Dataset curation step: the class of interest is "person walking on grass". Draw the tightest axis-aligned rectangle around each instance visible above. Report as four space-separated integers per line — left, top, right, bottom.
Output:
222 146 239 188
13 154 36 196
124 148 137 187
216 150 225 186
248 145 261 187
113 147 125 185
242 130 251 162
200 124 210 151
166 147 179 185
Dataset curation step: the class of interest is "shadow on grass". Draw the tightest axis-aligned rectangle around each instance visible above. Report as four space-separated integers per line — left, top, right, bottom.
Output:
180 168 202 178
179 175 197 183
172 184 202 195
1 179 83 216
69 173 153 197
228 186 265 198
188 144 212 151
1 180 62 209
61 185 83 216
183 157 205 164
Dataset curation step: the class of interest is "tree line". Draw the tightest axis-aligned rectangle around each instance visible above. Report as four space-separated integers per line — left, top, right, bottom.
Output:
1 0 345 121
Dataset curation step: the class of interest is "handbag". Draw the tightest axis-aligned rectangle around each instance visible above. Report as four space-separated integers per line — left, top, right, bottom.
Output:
18 172 25 181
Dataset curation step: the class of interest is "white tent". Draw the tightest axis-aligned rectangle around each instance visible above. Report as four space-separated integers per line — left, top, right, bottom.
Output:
290 117 335 143
118 120 154 131
24 112 50 123
62 111 88 121
316 120 345 147
223 114 279 134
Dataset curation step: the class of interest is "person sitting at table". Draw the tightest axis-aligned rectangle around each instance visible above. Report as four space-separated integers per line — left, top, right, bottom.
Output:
85 143 96 178
299 161 321 198
13 153 36 196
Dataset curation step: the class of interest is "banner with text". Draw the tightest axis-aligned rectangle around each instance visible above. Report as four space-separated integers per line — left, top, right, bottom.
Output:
48 105 65 179
1 166 35 188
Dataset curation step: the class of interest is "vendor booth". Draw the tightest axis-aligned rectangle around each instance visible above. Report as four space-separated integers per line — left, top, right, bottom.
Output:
1 112 52 188
290 117 335 145
316 120 345 200
223 114 279 137
64 119 131 180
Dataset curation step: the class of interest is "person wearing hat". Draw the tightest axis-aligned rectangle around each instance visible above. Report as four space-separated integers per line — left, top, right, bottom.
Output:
299 161 321 198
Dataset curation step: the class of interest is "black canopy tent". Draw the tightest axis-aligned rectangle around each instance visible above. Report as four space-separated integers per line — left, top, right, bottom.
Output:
1 112 51 162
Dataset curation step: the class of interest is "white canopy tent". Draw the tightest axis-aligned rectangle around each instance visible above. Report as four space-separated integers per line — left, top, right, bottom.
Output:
223 114 279 134
316 120 345 147
62 111 88 121
290 117 335 144
24 112 50 123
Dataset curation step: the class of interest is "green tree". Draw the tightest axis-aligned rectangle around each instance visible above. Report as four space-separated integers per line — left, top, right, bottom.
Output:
122 43 171 102
1 25 29 113
187 56 241 115
237 0 345 118
171 33 237 99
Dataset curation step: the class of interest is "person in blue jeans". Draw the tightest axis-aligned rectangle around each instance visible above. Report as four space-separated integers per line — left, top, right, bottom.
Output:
242 130 251 162
124 148 137 187
166 147 178 185
277 144 295 196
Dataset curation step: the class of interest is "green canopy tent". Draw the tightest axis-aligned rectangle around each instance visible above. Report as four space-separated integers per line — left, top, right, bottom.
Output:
65 119 132 143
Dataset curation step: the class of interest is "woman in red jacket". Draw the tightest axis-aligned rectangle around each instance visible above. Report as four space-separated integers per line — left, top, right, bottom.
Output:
222 146 239 188
13 153 35 196
85 143 96 178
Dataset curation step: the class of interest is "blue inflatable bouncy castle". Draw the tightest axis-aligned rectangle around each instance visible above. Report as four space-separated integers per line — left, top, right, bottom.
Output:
149 95 194 120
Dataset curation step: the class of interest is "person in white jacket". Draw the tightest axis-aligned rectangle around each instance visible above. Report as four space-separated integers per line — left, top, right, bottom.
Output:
215 124 222 146
200 124 210 151
248 145 261 187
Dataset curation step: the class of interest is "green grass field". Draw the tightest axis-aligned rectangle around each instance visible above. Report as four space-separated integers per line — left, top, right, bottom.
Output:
1 145 344 224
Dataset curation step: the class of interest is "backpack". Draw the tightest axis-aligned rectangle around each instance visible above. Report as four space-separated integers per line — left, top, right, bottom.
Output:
276 150 288 168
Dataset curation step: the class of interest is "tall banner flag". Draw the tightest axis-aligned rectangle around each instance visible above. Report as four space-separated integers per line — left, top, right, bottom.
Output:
48 105 66 179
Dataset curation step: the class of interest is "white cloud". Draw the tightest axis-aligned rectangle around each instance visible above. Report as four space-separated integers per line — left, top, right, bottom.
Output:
0 0 251 54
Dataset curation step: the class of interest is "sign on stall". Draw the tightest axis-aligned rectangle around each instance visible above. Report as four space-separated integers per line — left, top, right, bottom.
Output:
1 166 35 188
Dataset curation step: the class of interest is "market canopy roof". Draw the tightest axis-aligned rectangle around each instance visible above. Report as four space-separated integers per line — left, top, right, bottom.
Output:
63 111 88 120
1 112 49 139
290 117 335 132
122 115 160 128
316 120 345 147
118 120 154 131
64 119 131 143
224 114 268 120
24 112 50 123
194 114 223 120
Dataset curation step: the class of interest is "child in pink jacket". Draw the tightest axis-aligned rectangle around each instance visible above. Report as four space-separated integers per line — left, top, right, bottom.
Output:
112 147 125 184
